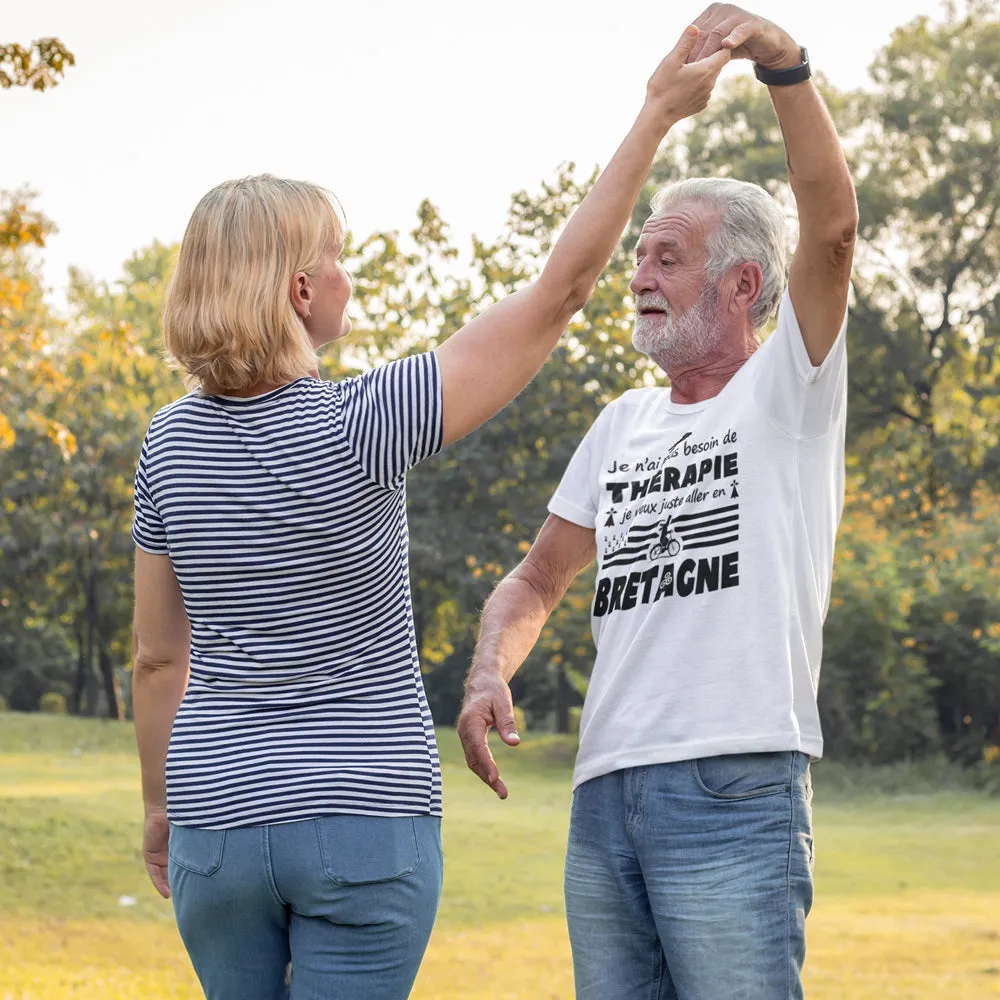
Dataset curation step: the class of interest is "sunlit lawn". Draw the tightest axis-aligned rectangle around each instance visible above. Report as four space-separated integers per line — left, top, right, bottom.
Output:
1 713 998 999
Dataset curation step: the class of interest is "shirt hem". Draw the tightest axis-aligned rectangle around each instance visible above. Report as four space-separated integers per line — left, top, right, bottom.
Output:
781 287 848 385
133 537 168 556
572 732 824 790
548 494 595 529
167 803 443 830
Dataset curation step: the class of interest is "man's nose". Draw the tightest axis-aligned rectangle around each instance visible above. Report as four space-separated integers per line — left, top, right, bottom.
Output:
630 260 657 296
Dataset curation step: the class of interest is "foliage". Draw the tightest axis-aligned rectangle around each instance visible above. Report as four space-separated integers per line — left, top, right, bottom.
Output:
820 480 1000 763
0 38 74 92
1 4 998 766
844 0 1000 505
39 691 67 714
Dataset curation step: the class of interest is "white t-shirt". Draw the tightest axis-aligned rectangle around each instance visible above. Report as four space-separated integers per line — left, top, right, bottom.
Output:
548 290 848 789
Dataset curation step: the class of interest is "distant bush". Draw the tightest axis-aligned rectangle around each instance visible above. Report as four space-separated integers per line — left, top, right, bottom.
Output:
5 667 46 712
513 705 527 735
0 694 7 712
972 745 1000 796
567 707 582 737
39 692 67 715
821 487 1000 766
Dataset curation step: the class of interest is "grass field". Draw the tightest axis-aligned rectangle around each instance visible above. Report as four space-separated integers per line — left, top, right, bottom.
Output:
1 713 998 999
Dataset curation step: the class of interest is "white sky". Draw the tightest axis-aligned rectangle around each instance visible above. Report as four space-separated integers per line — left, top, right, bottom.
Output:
4 0 946 308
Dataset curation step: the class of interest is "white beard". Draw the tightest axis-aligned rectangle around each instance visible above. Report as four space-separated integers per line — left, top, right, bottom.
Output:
632 287 723 371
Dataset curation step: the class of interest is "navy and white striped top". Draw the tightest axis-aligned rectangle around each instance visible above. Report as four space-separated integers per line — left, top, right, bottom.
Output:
132 353 443 829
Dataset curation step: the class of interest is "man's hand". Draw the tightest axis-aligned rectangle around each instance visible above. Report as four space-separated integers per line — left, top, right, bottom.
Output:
644 24 732 130
688 4 800 71
457 673 520 800
143 809 171 899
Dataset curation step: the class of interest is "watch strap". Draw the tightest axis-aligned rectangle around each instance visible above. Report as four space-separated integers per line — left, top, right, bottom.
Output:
754 47 811 86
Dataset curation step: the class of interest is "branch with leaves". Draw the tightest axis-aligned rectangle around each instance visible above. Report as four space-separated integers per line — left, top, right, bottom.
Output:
0 38 75 92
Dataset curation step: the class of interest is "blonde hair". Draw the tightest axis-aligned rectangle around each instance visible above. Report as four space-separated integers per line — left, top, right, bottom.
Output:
163 174 344 393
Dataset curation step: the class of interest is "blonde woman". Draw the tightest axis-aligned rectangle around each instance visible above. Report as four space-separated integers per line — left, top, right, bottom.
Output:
131 26 729 1000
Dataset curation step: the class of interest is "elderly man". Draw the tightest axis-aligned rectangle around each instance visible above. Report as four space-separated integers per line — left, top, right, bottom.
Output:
457 5 858 998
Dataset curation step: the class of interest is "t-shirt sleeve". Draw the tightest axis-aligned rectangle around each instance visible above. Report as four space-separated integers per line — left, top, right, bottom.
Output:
547 404 616 529
340 352 444 488
752 287 848 439
132 427 168 555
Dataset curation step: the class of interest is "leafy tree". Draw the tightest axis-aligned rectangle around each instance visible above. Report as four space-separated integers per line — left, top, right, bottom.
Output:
3 5 997 763
846 0 1000 506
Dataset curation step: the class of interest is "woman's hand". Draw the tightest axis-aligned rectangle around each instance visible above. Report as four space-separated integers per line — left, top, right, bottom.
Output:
686 4 800 70
143 808 171 899
645 24 732 129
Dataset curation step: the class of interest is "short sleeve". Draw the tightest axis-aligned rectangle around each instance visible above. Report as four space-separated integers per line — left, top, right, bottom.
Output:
547 403 616 529
753 288 848 439
340 352 444 488
132 429 168 555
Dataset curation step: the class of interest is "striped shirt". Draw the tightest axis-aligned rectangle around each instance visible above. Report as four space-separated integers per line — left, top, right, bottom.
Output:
132 353 443 829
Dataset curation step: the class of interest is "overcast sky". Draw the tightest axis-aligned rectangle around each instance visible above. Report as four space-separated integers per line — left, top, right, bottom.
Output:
4 0 947 307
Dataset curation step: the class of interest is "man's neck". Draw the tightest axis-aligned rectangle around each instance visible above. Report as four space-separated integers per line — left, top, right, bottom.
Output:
662 334 759 405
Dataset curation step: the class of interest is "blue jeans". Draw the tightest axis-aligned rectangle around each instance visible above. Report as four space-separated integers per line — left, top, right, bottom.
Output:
168 814 442 1000
564 752 813 1000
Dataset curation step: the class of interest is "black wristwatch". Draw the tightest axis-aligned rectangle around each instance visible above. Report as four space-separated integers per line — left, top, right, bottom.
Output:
754 47 811 86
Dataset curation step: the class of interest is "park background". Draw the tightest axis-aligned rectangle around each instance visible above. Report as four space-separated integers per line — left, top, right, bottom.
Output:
1 0 999 996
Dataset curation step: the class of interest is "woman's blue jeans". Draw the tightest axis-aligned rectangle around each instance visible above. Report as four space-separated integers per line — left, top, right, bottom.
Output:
564 752 814 1000
168 814 442 1000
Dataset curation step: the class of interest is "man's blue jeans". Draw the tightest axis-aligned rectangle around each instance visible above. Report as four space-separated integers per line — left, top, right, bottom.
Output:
564 752 814 1000
168 814 442 1000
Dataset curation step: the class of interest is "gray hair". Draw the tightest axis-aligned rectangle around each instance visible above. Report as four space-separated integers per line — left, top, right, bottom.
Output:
649 178 788 329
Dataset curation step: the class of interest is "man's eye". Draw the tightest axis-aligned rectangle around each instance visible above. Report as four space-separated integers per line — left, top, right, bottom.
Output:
660 259 675 267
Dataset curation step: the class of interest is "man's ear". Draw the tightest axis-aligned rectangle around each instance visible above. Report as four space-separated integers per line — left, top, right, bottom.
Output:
290 271 313 320
729 261 764 316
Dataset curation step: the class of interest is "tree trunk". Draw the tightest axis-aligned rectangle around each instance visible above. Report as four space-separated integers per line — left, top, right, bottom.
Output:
82 567 98 716
98 642 123 721
555 663 571 734
71 623 86 715
70 556 88 714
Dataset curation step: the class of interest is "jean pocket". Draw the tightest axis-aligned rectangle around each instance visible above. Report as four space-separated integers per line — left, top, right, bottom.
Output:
168 825 226 876
315 816 420 885
691 752 793 800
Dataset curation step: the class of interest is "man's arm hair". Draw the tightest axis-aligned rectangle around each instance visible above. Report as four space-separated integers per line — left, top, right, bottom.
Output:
458 515 596 798
468 515 597 686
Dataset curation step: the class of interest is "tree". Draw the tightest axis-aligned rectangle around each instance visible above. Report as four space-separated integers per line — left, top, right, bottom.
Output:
4 5 997 759
0 229 181 717
846 0 1000 507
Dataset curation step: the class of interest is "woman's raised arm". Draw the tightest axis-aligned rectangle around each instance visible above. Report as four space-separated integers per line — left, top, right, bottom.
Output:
435 25 730 447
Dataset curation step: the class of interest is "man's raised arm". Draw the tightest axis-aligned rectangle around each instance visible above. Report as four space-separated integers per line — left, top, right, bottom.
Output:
690 4 859 363
457 516 596 799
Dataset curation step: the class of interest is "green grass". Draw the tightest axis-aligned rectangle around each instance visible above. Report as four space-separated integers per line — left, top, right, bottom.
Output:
1 712 999 999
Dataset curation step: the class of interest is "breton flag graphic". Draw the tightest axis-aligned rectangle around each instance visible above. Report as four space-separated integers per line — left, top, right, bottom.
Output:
603 503 740 569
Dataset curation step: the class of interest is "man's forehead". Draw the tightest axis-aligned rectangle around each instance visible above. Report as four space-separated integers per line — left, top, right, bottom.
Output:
636 202 718 250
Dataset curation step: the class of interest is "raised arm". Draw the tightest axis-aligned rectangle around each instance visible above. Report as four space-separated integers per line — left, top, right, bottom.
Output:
132 548 191 899
436 27 731 446
457 515 596 798
689 4 859 365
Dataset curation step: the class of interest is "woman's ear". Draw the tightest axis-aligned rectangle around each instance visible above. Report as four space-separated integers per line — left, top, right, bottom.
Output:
290 271 313 320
